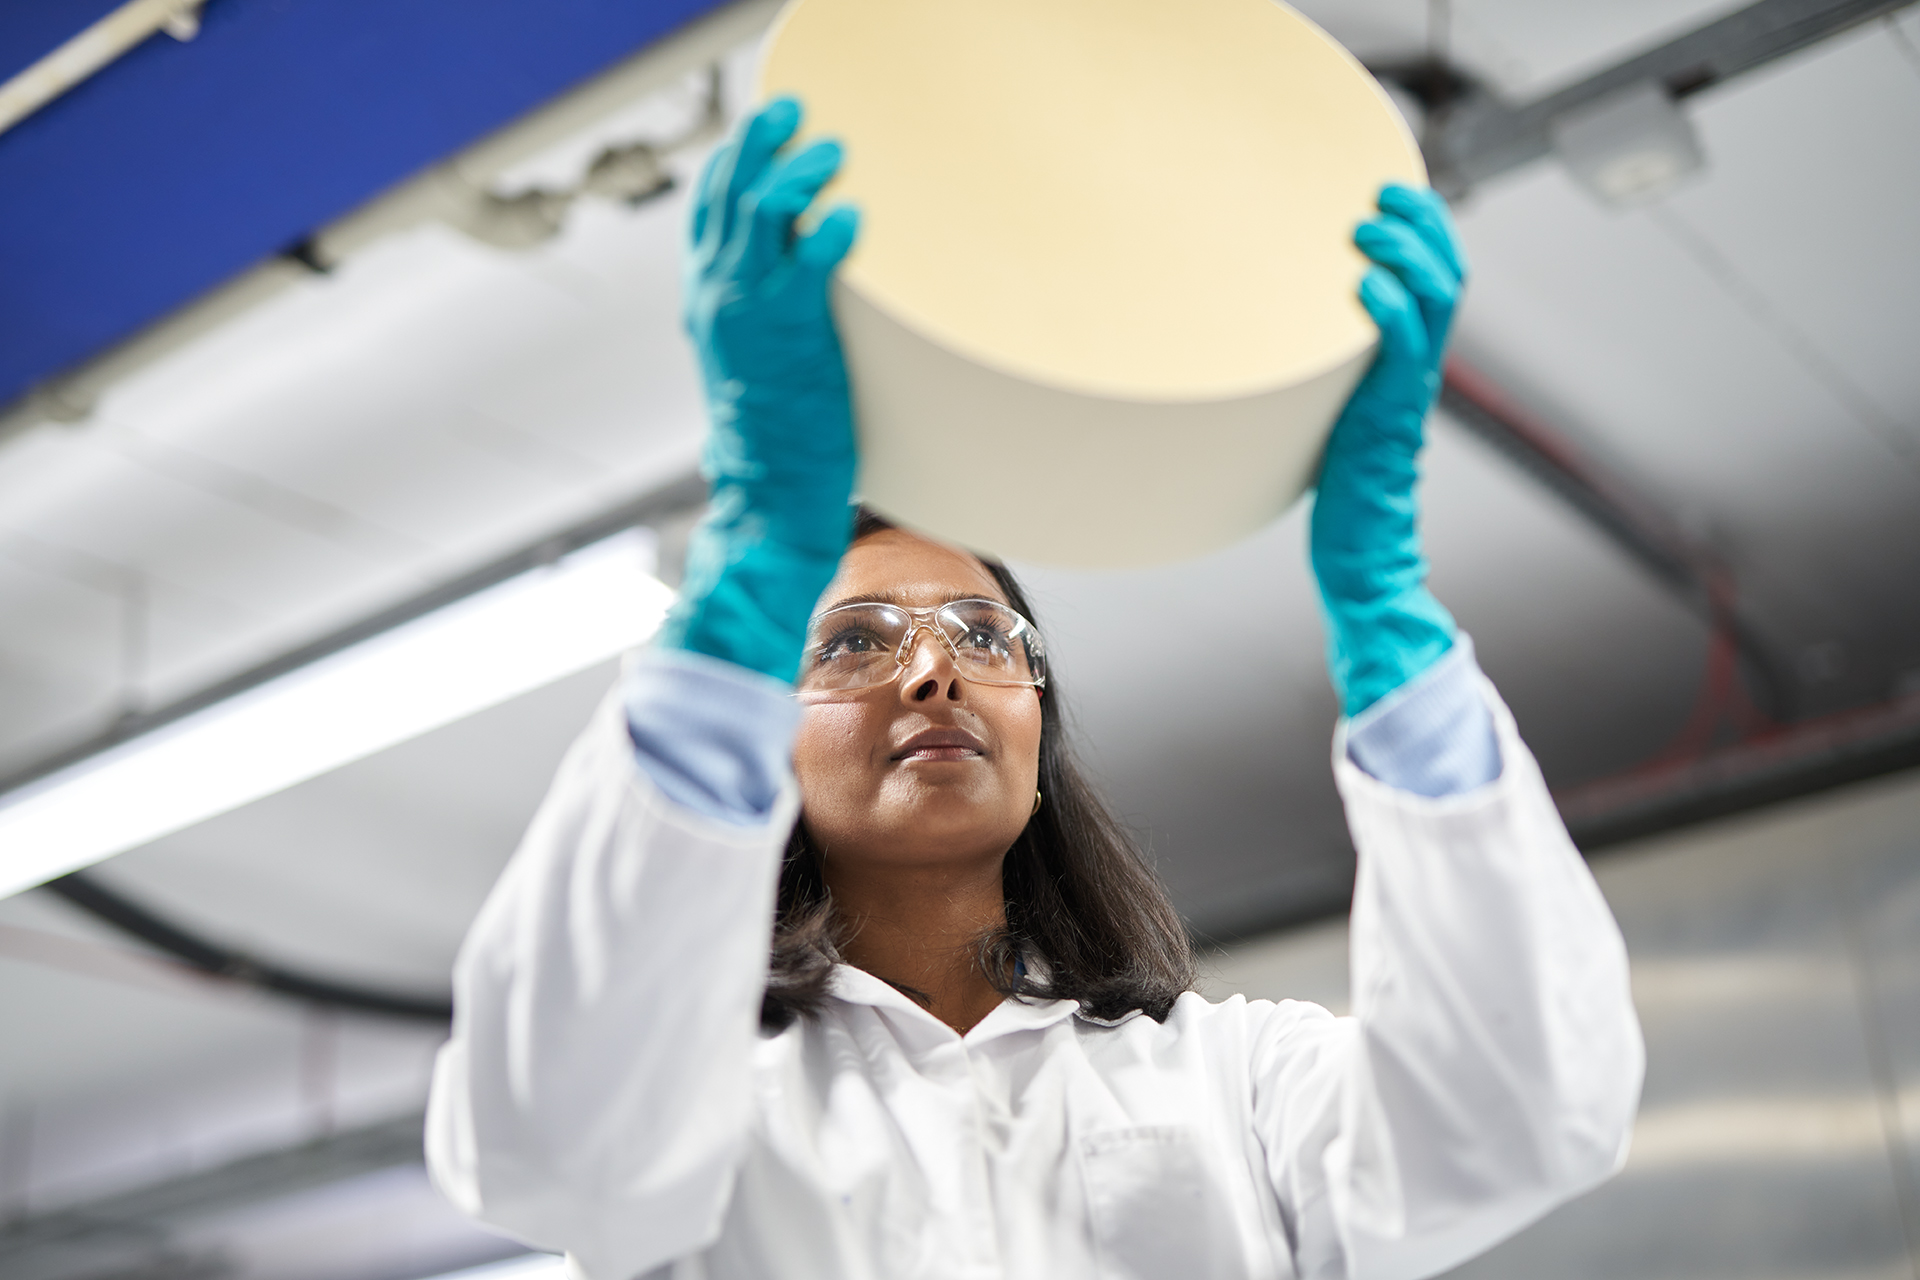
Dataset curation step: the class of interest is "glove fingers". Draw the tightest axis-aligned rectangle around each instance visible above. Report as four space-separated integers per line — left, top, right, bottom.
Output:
735 139 845 286
1355 218 1456 303
1354 218 1457 356
697 98 803 254
1379 183 1469 283
797 204 861 279
690 146 727 247
1358 265 1431 389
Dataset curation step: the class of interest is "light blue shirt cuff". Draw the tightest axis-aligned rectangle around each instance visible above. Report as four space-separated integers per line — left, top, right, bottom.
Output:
623 648 803 826
1345 634 1502 798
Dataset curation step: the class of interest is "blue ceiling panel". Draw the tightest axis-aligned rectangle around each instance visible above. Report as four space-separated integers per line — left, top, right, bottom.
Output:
0 0 732 412
0 1 127 81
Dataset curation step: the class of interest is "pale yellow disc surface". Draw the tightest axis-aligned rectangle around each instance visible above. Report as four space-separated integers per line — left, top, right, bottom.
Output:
759 0 1425 404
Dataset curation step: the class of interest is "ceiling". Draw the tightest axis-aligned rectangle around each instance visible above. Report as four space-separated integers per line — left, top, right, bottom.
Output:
2 0 1919 1273
0 0 736 414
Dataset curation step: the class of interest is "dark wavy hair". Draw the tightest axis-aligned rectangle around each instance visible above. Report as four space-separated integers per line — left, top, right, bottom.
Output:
761 508 1195 1032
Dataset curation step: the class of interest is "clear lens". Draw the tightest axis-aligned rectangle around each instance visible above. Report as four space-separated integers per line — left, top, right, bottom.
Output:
939 599 1042 685
798 599 1047 693
802 604 911 692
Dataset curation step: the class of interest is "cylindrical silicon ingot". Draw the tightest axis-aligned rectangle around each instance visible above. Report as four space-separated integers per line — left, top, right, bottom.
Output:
759 0 1424 567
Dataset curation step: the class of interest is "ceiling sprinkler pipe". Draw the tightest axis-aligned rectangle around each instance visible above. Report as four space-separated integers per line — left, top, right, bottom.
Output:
1438 359 1795 722
44 869 454 1021
0 0 207 137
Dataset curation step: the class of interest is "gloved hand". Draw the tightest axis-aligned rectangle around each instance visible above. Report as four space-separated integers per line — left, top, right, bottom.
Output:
657 97 862 683
1310 184 1468 717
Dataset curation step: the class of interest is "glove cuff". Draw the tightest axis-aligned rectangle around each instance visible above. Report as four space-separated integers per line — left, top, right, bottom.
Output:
1318 588 1458 717
657 506 853 684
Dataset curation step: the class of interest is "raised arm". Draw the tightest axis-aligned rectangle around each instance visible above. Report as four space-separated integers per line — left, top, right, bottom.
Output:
1248 187 1644 1279
424 678 797 1278
1312 184 1499 799
425 99 859 1280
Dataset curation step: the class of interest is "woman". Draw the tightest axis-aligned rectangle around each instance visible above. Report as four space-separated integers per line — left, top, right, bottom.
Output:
426 99 1643 1280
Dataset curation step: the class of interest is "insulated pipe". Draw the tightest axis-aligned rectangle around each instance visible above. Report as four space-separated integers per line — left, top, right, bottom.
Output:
0 0 206 137
43 869 454 1022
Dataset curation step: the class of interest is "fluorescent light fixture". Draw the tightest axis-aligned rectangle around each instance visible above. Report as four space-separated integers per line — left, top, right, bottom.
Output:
1551 80 1705 207
0 531 673 900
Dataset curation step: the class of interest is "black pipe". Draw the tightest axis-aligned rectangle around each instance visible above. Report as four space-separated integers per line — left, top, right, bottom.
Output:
44 870 453 1023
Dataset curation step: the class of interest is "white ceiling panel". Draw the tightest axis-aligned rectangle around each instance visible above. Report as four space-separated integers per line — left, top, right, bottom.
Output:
1897 5 1920 58
0 891 442 1212
1446 26 1920 711
1422 421 1710 771
1666 22 1920 450
108 208 701 560
1453 165 1912 508
0 553 123 764
0 438 422 718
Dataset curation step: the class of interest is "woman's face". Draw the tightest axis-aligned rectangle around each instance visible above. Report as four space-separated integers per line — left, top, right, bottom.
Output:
792 528 1044 875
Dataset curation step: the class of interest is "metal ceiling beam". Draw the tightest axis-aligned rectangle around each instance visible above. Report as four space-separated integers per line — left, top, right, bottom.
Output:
1401 0 1918 195
1560 694 1920 849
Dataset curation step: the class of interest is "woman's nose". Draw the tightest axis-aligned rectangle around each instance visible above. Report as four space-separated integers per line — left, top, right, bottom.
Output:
897 626 964 703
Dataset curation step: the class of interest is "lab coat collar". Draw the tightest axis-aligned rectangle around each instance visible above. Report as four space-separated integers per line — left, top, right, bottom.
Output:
826 964 1084 1044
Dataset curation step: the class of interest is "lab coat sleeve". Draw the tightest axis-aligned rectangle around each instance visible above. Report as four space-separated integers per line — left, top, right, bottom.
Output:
623 647 805 824
425 683 799 1280
1345 636 1501 798
1251 675 1643 1280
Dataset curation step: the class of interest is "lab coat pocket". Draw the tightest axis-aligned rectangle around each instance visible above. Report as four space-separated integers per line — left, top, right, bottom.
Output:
1082 1125 1231 1279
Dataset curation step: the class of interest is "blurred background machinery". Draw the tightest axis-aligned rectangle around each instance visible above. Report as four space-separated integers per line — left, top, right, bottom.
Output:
1 1 1918 1277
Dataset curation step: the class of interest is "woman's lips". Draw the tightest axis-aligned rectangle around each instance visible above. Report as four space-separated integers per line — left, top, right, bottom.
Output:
899 745 981 763
891 729 986 762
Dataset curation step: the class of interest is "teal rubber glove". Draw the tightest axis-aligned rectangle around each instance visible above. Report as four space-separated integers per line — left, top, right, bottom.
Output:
657 98 862 684
1310 184 1469 717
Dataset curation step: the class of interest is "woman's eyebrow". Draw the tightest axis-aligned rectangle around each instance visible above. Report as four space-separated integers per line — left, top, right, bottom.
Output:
820 589 905 612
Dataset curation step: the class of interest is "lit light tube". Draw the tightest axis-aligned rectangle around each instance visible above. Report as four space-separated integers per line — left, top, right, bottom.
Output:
0 531 674 901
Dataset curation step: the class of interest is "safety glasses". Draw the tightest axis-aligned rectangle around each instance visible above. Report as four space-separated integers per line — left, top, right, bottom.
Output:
796 598 1048 696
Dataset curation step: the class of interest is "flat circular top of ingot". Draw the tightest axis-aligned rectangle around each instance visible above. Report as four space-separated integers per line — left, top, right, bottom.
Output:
759 0 1424 404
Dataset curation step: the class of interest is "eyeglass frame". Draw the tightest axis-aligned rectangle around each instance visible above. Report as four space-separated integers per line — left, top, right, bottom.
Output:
794 597 1049 696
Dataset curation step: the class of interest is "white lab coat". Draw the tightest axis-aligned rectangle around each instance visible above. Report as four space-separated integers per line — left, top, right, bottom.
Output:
426 678 1643 1280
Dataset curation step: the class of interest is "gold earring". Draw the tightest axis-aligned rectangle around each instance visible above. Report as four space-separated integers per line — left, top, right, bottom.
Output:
1032 789 1043 816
